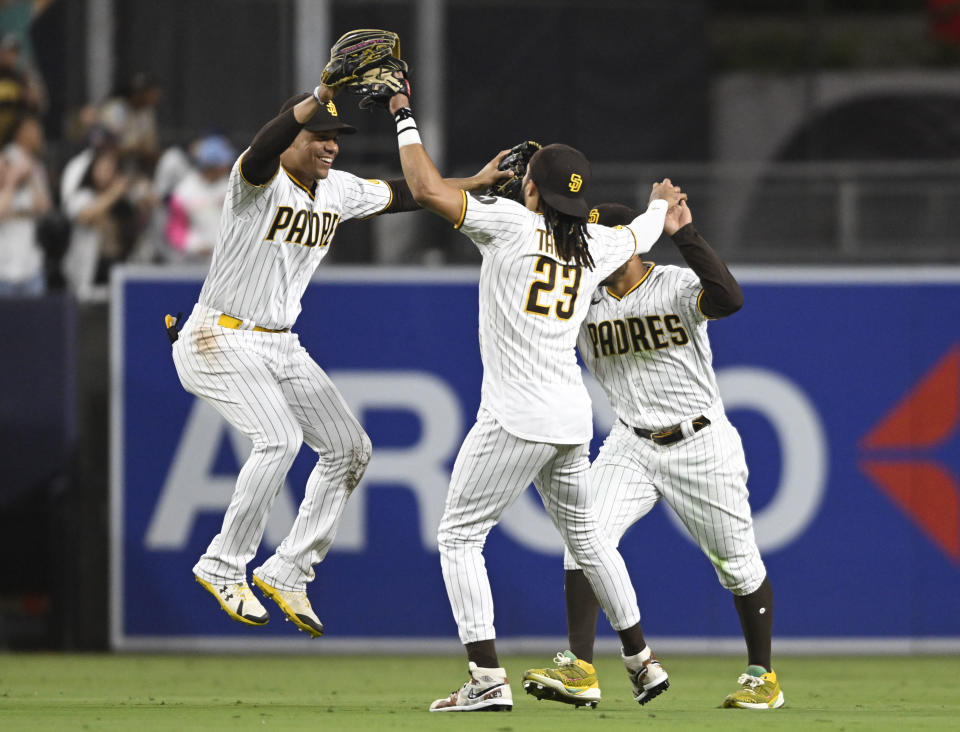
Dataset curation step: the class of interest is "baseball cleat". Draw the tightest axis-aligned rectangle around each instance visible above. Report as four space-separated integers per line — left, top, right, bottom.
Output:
722 667 784 709
195 575 269 626
251 575 324 637
429 662 513 712
522 650 601 708
622 647 669 705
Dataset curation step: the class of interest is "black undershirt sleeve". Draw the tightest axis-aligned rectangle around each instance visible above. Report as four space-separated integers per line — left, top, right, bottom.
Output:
238 114 421 211
239 109 304 186
380 178 421 214
670 223 744 319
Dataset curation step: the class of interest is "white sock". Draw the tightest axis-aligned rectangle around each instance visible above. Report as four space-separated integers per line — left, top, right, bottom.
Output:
622 645 652 668
469 662 507 681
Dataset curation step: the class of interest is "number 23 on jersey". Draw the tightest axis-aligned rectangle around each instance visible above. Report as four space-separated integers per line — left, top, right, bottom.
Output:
524 255 582 320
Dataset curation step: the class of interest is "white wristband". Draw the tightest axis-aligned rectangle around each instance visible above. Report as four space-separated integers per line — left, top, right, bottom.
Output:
313 85 323 105
395 108 422 147
397 127 422 147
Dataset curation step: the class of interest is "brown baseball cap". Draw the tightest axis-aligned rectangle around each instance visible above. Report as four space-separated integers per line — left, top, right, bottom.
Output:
528 144 592 218
279 93 357 135
588 203 638 227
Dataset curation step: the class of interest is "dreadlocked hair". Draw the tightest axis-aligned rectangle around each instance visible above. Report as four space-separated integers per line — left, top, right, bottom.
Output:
542 202 595 270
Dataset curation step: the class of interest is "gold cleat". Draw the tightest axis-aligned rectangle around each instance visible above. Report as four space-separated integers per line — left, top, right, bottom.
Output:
722 668 785 709
522 651 601 708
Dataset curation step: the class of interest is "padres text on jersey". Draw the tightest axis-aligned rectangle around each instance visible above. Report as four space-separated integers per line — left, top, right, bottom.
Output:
578 264 718 428
199 158 392 331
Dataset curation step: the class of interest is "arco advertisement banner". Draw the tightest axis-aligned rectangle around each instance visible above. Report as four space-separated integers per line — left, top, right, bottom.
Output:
110 266 960 652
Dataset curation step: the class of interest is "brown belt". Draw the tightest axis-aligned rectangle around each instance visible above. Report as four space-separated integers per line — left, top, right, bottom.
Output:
621 416 711 446
216 313 289 333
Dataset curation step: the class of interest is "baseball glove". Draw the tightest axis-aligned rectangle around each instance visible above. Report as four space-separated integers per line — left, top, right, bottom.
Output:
321 29 402 89
488 140 542 202
351 56 411 110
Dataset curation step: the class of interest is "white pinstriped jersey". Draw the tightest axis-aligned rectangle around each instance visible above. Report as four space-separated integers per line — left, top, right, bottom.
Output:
578 263 719 429
458 194 667 443
198 155 393 330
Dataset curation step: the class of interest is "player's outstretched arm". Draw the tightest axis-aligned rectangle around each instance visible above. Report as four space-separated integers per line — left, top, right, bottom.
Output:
379 156 511 215
387 93 506 223
664 200 743 318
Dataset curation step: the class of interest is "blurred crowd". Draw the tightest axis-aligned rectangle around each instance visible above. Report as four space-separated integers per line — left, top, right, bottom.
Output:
0 11 235 301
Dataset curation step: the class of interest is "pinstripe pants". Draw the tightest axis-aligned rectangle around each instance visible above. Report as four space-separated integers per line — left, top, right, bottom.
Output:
438 408 642 644
563 411 767 595
172 304 372 591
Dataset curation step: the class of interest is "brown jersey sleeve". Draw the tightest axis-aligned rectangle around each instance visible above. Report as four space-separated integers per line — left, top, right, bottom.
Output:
671 223 743 319
380 178 420 214
239 109 303 186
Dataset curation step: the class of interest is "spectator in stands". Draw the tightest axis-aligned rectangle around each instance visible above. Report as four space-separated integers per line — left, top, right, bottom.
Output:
61 145 152 300
0 32 42 146
115 132 191 267
0 111 51 296
152 140 194 203
60 123 116 206
99 71 162 174
133 133 199 266
164 134 234 263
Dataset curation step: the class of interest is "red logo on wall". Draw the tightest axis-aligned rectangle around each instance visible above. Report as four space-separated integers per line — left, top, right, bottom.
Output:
859 345 960 563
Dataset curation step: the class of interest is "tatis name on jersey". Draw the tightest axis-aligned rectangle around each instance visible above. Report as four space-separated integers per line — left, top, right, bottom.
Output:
583 313 690 358
265 207 342 248
535 228 556 257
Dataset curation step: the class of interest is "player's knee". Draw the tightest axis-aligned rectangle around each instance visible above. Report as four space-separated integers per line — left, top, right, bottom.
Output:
257 425 303 467
436 531 455 556
437 519 485 555
561 516 608 550
352 430 373 470
711 550 766 595
437 533 479 561
329 426 370 463
563 530 605 565
340 429 371 494
356 430 373 466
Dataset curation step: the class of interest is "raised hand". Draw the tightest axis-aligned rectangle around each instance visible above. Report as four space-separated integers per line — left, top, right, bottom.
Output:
469 149 514 191
664 199 693 236
649 178 686 208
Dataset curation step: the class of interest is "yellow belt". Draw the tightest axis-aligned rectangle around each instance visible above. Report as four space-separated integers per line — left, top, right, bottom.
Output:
217 313 289 333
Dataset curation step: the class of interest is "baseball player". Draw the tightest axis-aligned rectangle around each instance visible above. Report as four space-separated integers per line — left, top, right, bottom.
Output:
380 86 683 711
522 200 784 710
169 83 508 636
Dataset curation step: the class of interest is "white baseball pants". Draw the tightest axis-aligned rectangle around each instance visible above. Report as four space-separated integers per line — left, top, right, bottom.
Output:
439 408 642 644
172 304 371 591
564 407 767 595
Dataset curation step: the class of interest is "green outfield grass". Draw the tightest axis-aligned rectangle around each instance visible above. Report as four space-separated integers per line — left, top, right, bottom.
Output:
1 653 958 730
